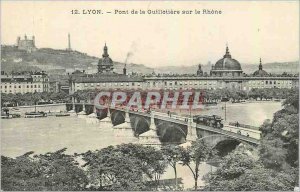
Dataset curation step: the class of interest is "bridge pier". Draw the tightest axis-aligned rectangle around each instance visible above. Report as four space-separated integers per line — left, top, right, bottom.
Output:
139 111 161 147
86 106 99 124
78 103 87 117
113 108 133 137
186 117 197 142
68 97 77 116
99 107 112 124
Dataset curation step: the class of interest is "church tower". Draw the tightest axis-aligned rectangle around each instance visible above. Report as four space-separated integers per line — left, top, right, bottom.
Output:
197 64 203 76
98 43 114 73
123 64 127 75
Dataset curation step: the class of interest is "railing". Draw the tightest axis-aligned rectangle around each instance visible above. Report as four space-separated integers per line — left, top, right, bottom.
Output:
196 124 260 145
228 122 259 130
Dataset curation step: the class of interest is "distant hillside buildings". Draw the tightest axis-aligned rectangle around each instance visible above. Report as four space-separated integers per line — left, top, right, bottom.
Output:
69 44 299 93
17 35 37 53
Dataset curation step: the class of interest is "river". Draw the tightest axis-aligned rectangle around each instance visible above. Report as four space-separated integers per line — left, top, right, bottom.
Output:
1 101 282 189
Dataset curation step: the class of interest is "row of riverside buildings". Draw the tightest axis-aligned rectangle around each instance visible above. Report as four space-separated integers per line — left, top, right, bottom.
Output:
68 44 299 94
1 43 298 95
1 71 50 94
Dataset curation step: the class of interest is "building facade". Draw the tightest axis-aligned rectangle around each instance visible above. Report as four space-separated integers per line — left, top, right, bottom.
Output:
1 72 50 94
69 44 299 94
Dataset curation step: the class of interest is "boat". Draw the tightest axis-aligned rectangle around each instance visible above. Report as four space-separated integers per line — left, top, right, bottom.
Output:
24 103 47 118
55 113 70 117
203 101 218 106
25 112 47 118
1 114 12 119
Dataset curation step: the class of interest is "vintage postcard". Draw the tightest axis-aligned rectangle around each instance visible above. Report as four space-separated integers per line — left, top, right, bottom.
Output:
1 1 299 191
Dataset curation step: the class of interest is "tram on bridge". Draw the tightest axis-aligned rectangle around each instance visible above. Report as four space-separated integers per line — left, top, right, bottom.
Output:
193 115 224 129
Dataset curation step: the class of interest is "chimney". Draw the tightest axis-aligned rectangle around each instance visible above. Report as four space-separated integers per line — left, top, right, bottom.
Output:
32 36 35 45
68 33 71 51
17 36 20 45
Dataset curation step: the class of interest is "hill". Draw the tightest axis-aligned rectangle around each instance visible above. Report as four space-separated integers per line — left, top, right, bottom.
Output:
1 45 298 75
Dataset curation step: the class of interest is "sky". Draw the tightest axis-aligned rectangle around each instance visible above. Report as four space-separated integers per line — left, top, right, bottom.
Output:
1 1 299 67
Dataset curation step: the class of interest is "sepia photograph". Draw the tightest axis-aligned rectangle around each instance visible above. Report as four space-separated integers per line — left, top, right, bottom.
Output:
1 1 299 191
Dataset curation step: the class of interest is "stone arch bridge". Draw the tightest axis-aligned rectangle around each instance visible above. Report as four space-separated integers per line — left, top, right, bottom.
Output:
66 103 260 148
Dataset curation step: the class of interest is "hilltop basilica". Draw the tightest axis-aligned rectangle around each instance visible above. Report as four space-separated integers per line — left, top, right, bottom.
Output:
69 43 298 94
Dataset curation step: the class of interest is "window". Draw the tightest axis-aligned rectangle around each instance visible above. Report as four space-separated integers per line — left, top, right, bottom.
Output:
266 81 268 84
19 86 21 88
34 85 37 88
132 82 135 86
175 81 177 85
164 82 167 86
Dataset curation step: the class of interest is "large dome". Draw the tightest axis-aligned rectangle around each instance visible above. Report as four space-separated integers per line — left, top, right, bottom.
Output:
214 46 242 70
215 57 242 70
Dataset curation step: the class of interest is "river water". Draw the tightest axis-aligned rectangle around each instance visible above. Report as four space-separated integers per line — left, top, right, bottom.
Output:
1 101 282 189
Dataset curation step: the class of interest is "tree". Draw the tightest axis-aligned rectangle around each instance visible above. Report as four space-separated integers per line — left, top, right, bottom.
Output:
115 143 167 189
161 145 182 190
1 149 87 191
82 144 167 190
180 140 216 190
1 152 45 191
204 148 297 191
203 145 258 191
35 148 88 191
259 88 299 168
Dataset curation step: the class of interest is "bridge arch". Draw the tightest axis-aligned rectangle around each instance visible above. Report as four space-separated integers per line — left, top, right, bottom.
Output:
132 116 150 136
156 121 187 144
198 134 255 157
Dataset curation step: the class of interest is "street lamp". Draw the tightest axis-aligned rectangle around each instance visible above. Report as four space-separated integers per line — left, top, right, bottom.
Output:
221 97 229 121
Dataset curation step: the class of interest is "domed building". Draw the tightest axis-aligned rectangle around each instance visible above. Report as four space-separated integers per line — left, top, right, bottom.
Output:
253 58 269 77
98 43 114 73
210 45 243 77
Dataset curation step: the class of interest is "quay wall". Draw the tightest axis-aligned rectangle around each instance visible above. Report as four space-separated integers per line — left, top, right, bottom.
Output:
8 103 67 114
